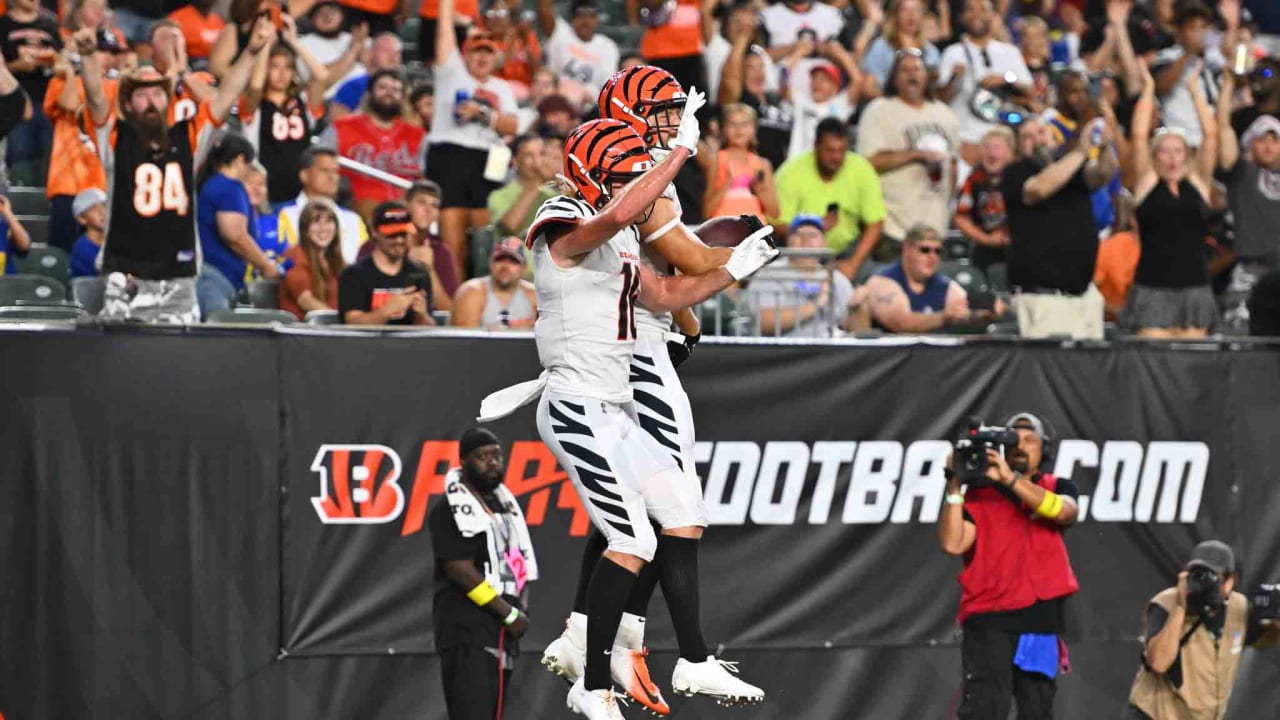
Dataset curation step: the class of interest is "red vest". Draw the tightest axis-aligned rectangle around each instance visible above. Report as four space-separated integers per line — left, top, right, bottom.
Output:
957 473 1079 624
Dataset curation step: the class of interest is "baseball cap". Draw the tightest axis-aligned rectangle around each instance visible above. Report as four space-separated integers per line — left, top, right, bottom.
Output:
1242 115 1280 149
463 31 499 53
1005 412 1050 440
373 202 415 236
491 236 526 263
1187 540 1235 575
809 61 842 87
72 187 107 218
789 214 824 233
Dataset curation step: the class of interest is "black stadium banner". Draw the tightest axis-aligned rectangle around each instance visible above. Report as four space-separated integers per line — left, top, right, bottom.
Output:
3 327 1280 719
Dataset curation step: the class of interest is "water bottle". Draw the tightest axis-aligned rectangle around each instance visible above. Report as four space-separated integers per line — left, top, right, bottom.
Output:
454 89 470 124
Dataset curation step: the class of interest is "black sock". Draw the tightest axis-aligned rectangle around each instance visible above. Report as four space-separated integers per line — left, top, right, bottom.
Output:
625 524 663 616
585 556 638 691
657 535 709 661
573 530 609 615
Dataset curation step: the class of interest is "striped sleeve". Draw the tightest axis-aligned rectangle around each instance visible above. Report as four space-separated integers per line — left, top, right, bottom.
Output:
525 195 594 248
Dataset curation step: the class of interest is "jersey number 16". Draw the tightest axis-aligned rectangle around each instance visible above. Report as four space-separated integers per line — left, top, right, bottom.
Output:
617 262 640 341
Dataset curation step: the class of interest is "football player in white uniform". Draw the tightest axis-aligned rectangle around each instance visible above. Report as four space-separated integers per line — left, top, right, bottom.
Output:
487 92 775 719
542 65 768 714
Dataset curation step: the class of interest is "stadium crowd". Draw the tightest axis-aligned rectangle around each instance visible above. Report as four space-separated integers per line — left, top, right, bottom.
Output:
0 0 1278 337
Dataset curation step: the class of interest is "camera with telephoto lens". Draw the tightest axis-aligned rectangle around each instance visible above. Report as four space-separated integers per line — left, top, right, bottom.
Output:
953 416 1020 485
1186 566 1224 618
1251 584 1280 620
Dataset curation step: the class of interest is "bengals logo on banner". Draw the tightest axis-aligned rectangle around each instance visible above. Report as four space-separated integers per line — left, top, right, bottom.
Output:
310 444 406 524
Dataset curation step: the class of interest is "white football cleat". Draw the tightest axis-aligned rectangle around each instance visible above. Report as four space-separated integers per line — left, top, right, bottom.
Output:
568 679 628 719
611 646 670 715
671 656 765 706
542 614 587 683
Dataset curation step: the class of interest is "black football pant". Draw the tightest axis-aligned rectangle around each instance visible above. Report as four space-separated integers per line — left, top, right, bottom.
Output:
958 624 1056 720
440 642 513 720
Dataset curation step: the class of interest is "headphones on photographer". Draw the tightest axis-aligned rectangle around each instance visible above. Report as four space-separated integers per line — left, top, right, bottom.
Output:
1003 412 1057 469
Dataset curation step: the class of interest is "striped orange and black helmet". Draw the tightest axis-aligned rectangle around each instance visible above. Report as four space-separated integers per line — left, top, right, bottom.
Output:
597 65 687 150
564 119 655 210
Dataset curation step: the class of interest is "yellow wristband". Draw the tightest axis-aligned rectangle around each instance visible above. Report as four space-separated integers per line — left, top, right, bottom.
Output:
1034 491 1064 519
466 581 499 606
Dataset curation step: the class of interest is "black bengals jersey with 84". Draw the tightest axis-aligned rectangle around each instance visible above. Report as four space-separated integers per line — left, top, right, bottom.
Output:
103 118 197 280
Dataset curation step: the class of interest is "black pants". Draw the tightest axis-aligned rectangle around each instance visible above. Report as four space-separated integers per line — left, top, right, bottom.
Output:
439 643 513 720
343 7 397 36
645 54 706 102
958 624 1057 720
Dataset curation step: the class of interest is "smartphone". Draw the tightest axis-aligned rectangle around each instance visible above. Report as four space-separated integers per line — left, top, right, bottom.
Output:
1234 43 1251 76
406 273 430 293
825 202 839 215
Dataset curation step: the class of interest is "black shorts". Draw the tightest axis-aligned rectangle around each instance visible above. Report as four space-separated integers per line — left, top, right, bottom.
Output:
426 143 502 210
439 643 514 720
418 18 469 65
342 7 397 36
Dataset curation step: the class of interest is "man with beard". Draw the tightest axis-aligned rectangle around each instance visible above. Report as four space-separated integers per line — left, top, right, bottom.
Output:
1217 75 1280 303
450 236 536 329
428 427 537 720
337 200 434 325
939 412 1081 720
1002 117 1115 339
79 18 276 324
332 68 427 222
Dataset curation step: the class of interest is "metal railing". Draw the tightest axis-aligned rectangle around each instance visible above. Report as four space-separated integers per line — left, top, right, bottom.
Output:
701 247 843 338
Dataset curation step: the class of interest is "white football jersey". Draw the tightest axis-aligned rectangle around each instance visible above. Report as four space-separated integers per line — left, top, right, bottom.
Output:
634 183 682 337
528 195 643 404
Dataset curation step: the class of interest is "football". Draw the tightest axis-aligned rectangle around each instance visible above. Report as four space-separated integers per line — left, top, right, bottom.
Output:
696 215 759 248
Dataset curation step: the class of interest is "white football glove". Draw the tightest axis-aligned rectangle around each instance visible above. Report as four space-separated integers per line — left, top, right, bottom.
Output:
671 86 707 156
724 226 780 281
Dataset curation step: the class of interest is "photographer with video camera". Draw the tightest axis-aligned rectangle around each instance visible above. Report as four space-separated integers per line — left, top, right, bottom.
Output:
939 412 1080 720
1126 541 1280 720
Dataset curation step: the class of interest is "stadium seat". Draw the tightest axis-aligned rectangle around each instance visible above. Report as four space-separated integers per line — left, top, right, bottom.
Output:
8 187 49 215
987 321 1019 336
853 261 881 286
432 310 450 325
0 274 66 305
944 232 971 260
305 309 340 325
14 244 70 287
16 215 49 246
71 276 105 315
940 261 987 297
985 262 1009 292
246 279 282 309
468 225 497 279
0 304 86 321
206 308 298 325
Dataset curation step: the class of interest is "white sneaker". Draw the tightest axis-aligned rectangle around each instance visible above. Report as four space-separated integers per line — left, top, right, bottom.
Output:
542 615 587 683
611 646 670 715
567 679 628 719
671 656 765 706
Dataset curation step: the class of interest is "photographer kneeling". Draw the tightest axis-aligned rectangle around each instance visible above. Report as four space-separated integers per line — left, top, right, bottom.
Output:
940 413 1080 720
1126 541 1280 720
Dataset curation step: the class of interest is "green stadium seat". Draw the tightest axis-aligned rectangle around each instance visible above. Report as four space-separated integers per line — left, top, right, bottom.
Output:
8 187 49 215
0 304 86 321
206 308 298 325
940 260 986 296
0 274 66 305
16 215 49 246
246 279 282 309
468 225 497 279
305 309 340 325
853 261 881 286
71 276 105 315
985 262 1009 292
943 232 970 260
13 244 70 287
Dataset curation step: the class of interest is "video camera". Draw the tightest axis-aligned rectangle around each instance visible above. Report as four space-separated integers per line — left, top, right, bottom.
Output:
1186 566 1225 618
953 417 1020 485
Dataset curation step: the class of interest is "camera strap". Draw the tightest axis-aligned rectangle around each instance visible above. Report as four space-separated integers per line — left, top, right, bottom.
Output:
1139 613 1204 674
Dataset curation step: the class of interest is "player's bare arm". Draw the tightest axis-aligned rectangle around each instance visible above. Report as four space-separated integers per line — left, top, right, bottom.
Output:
638 199 733 275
